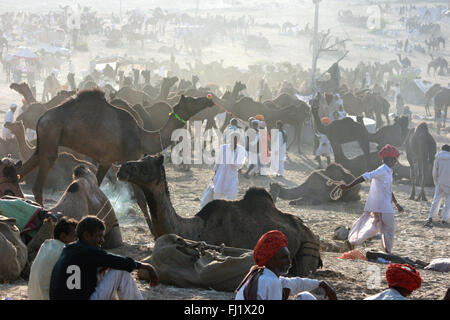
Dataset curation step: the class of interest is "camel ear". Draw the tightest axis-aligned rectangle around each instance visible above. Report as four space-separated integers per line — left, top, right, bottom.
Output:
14 160 22 170
180 94 186 102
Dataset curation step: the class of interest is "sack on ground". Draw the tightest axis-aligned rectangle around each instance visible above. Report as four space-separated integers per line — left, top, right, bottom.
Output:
138 234 254 292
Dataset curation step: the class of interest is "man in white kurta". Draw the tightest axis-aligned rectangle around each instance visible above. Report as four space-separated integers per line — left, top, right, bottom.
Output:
213 135 247 200
273 121 287 177
340 145 403 253
28 217 78 300
425 144 450 227
2 104 17 139
235 230 336 300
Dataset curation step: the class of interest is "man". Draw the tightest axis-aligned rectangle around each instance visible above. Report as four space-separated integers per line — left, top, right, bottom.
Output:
314 117 333 168
49 216 158 300
273 120 287 177
28 217 78 300
425 144 450 227
340 144 404 254
244 120 260 178
2 103 17 140
235 230 336 300
365 263 421 300
213 130 247 200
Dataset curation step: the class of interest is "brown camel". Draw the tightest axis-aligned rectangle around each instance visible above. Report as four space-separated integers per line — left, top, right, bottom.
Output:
362 92 390 128
42 73 61 102
4 121 97 191
49 165 123 249
434 87 450 131
356 115 409 147
0 157 24 198
310 95 371 170
18 89 214 208
405 122 436 201
117 154 322 277
118 76 179 106
109 98 145 127
424 84 441 117
269 163 361 206
334 150 382 177
9 82 36 104
340 91 364 115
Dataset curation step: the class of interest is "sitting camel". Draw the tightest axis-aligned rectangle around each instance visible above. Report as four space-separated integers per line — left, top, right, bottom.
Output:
0 157 24 198
405 122 436 201
117 155 322 277
269 163 361 206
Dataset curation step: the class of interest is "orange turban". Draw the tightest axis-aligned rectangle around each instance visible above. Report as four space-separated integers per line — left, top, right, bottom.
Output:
253 230 288 267
321 117 332 125
255 114 265 121
378 144 400 159
386 263 422 294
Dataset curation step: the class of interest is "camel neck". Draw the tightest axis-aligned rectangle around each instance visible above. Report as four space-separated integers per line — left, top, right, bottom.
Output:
139 114 184 155
139 180 199 239
11 125 34 161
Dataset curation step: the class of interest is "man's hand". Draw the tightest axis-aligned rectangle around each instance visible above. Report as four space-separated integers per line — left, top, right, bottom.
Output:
339 184 350 190
139 263 159 287
319 281 337 300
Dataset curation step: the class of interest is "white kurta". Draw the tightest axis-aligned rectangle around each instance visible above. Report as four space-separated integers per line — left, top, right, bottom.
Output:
273 130 286 176
364 288 408 300
428 151 450 221
28 239 65 300
2 109 15 139
315 134 333 157
362 164 394 214
235 268 319 300
213 144 247 200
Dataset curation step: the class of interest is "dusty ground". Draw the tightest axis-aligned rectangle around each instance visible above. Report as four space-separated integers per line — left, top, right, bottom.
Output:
0 0 449 300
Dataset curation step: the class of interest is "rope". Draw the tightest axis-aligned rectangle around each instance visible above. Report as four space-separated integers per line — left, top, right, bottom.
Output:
95 189 123 228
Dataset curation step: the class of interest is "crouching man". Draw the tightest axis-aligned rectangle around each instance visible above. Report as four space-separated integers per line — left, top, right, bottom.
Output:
235 230 336 300
49 216 158 300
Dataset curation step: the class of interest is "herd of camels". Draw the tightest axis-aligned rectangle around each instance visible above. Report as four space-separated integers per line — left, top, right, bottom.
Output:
0 58 443 278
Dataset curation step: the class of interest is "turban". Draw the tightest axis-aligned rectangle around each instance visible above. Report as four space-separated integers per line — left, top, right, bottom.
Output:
253 230 288 267
378 144 400 159
321 117 332 125
386 263 422 294
255 114 265 121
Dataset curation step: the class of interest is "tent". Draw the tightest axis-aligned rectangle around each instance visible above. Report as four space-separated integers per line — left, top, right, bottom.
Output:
402 79 433 105
13 48 38 60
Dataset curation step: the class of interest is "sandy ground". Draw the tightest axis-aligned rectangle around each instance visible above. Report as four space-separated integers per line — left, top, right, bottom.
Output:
0 0 449 300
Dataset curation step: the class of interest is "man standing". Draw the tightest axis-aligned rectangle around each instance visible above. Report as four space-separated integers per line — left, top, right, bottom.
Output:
365 263 422 300
213 131 247 200
340 144 404 253
2 103 17 140
28 217 78 300
235 230 336 300
50 216 159 300
425 144 450 227
273 120 287 177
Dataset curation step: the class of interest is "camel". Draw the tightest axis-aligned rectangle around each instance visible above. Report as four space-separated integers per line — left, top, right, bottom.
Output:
109 98 145 127
334 150 382 177
356 115 409 147
42 73 61 102
48 165 123 249
18 89 214 208
428 56 448 76
397 53 411 69
4 121 97 192
0 157 24 198
340 91 364 115
362 92 390 128
424 84 442 116
269 163 361 206
310 95 371 170
117 154 322 277
9 82 36 104
434 88 450 130
405 122 436 201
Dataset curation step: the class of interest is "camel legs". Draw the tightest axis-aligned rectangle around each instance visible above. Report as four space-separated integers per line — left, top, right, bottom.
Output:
96 164 112 186
130 184 156 238
416 160 427 202
32 153 57 205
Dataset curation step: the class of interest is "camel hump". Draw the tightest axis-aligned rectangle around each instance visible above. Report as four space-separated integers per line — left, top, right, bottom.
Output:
242 187 275 207
75 88 106 101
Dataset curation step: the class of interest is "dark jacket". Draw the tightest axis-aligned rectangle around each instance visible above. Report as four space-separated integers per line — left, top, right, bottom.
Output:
49 240 141 300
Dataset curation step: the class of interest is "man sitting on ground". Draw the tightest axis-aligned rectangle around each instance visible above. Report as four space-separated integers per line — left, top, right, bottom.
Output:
364 263 422 300
235 230 336 300
28 217 78 300
49 216 159 300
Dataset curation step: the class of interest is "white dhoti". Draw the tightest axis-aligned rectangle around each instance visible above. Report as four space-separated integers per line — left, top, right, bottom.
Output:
89 269 143 300
348 212 396 253
428 187 450 222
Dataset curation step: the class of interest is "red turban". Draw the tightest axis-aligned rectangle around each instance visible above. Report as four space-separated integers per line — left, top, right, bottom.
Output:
321 117 332 125
386 263 422 293
378 144 400 159
253 230 288 267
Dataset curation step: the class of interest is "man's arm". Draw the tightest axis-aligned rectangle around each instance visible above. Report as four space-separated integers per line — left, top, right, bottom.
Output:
339 176 364 190
392 192 404 213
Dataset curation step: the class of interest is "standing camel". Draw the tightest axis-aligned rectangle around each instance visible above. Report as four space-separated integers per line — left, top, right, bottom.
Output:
424 84 441 117
434 88 450 132
405 122 436 201
19 89 214 206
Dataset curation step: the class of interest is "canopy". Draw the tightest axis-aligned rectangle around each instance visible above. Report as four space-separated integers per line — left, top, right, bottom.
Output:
13 48 38 60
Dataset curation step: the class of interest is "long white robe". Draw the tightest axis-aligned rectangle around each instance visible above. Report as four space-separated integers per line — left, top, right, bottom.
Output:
2 109 15 139
213 144 247 200
235 268 319 300
272 130 286 176
364 288 408 300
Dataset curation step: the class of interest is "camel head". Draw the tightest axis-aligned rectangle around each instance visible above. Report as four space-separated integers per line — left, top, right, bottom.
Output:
73 165 98 185
117 155 165 189
234 81 246 93
172 95 215 122
0 157 21 183
268 183 281 202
